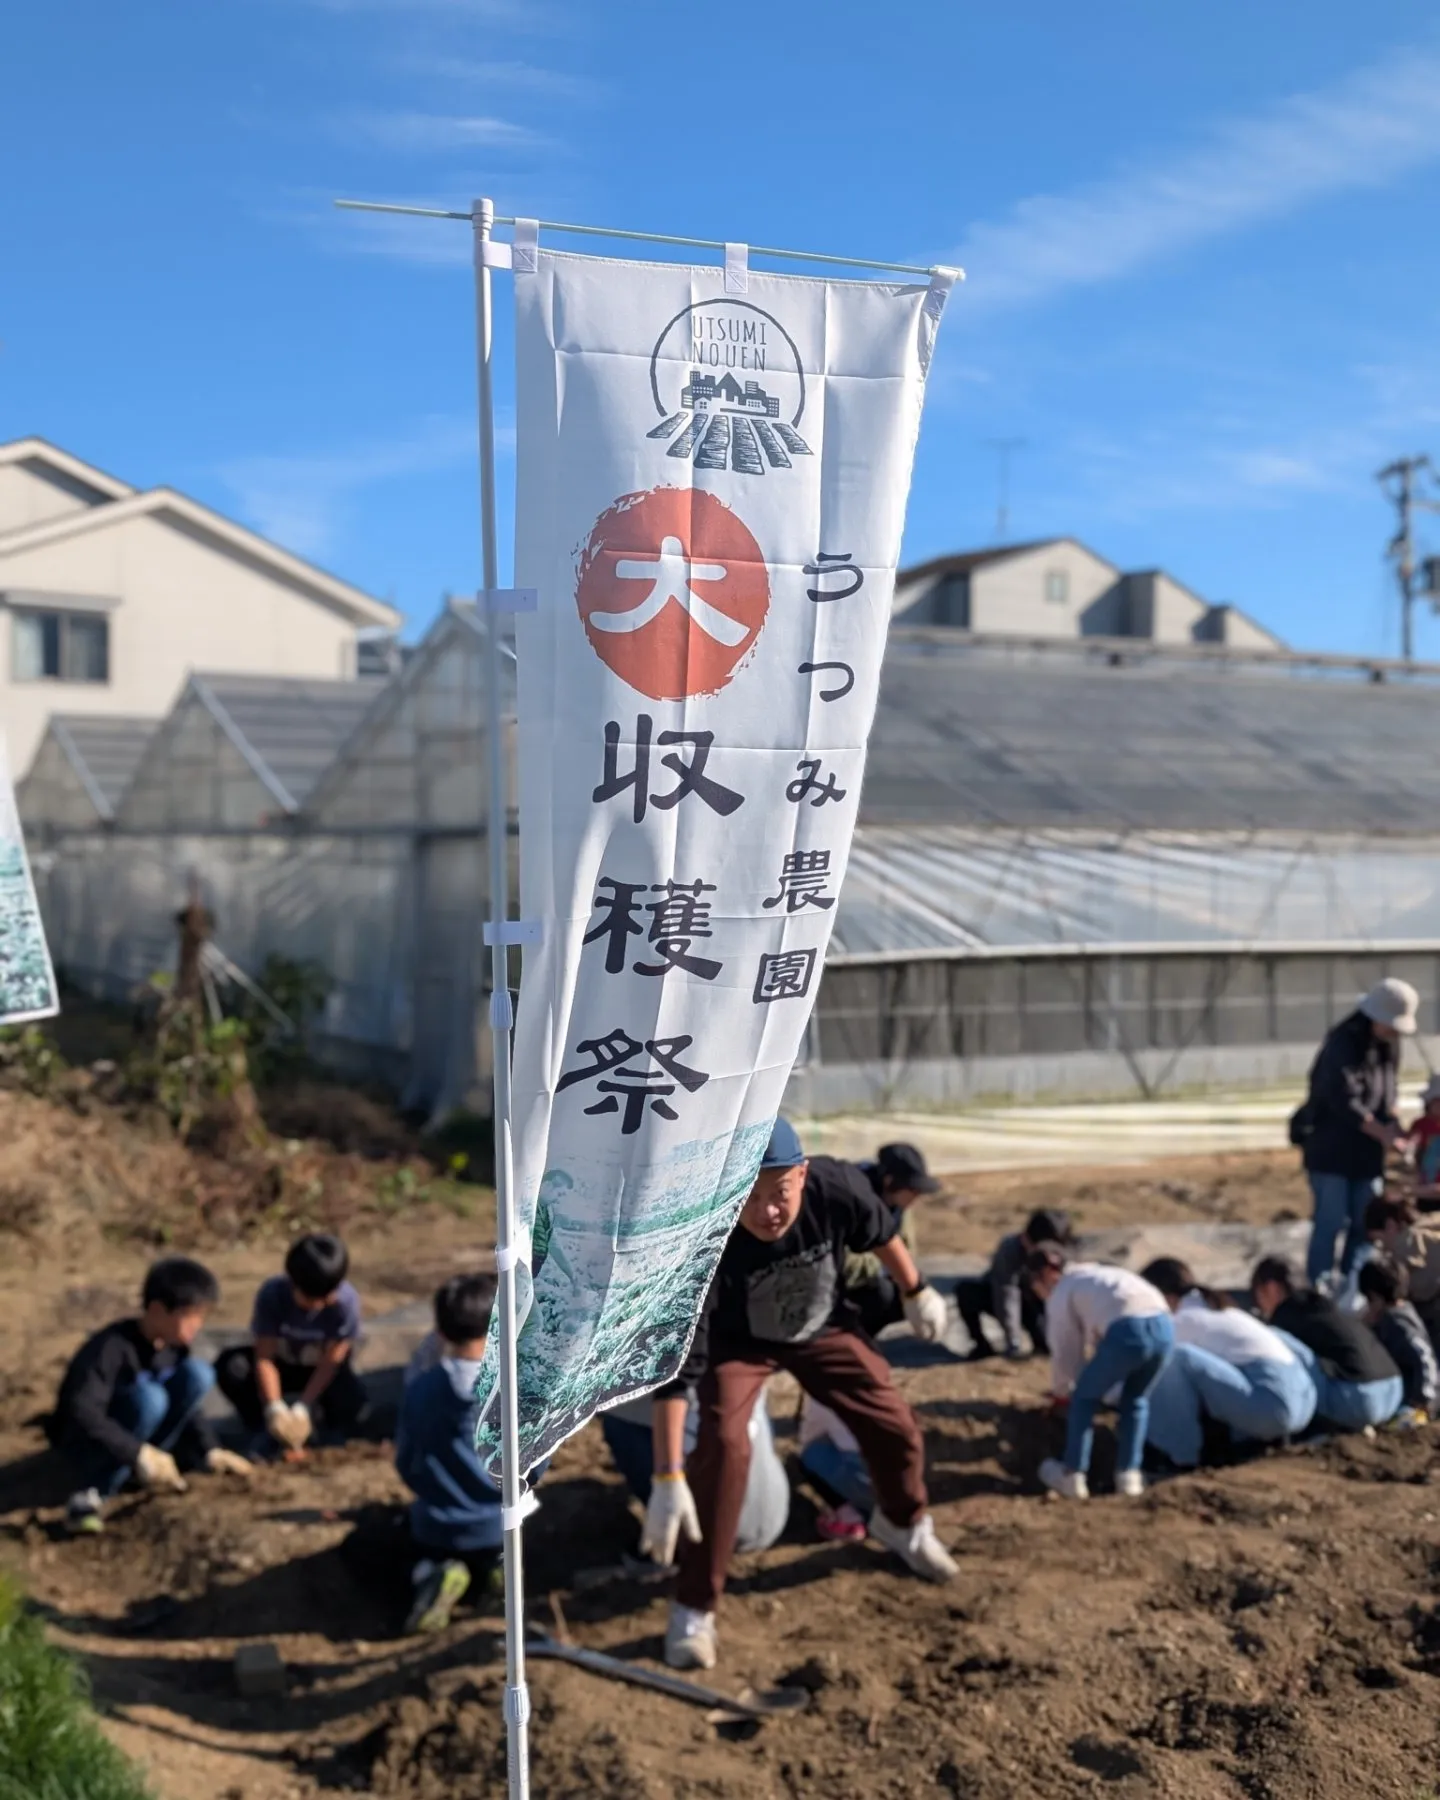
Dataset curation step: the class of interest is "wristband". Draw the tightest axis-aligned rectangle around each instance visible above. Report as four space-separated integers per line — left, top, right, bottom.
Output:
654 1467 685 1480
904 1281 925 1298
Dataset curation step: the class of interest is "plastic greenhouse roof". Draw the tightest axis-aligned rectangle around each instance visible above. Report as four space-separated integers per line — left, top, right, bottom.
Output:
194 674 379 810
864 640 1440 832
48 715 157 815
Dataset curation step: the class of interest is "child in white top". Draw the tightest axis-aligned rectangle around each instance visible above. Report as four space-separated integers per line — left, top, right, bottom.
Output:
1027 1251 1174 1500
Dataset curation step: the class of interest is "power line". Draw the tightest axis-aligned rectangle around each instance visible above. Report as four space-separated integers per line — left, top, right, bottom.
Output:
1377 454 1440 661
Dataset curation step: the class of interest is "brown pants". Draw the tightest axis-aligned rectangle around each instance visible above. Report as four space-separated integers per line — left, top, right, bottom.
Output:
675 1328 928 1613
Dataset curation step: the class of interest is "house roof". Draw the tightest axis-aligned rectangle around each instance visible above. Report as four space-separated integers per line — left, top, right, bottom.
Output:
190 674 382 812
0 437 133 503
46 715 158 819
0 438 400 631
897 538 1108 588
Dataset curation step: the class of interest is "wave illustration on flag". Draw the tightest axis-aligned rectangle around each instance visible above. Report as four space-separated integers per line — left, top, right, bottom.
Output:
0 737 59 1026
475 250 952 1471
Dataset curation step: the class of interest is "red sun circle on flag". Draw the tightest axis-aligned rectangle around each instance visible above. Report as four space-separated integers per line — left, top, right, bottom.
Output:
575 486 770 701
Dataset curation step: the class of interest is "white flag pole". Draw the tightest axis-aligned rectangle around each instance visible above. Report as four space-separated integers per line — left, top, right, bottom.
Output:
471 193 531 1800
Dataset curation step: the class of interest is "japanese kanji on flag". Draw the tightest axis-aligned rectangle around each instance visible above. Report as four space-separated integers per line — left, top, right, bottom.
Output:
0 734 59 1027
475 248 952 1470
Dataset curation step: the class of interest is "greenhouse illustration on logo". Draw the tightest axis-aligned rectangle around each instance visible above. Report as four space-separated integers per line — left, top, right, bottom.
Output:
646 298 813 475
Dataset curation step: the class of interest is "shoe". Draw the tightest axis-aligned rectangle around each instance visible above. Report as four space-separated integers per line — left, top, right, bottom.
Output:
870 1509 958 1582
1114 1469 1145 1498
664 1603 718 1671
65 1490 104 1535
816 1502 867 1543
1039 1458 1089 1500
966 1341 997 1363
404 1559 471 1634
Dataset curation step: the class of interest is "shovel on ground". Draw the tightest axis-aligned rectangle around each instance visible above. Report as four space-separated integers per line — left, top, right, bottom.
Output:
526 1633 810 1721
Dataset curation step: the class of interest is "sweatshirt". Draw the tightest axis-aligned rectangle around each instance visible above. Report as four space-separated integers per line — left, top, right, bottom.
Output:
1173 1293 1299 1367
1045 1264 1170 1397
1373 1303 1439 1411
48 1319 215 1468
394 1355 503 1554
1271 1291 1400 1385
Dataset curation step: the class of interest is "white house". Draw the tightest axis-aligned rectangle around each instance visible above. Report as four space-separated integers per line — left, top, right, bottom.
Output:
0 438 401 774
893 538 1282 649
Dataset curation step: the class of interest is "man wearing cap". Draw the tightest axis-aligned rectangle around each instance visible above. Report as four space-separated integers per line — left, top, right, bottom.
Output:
648 1118 956 1671
1293 978 1418 1287
843 1143 943 1337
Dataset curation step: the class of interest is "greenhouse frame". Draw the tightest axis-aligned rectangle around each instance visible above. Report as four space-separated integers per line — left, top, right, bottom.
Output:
19 613 1440 1118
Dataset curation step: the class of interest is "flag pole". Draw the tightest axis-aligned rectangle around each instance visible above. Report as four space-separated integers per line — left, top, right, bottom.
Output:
471 193 531 1800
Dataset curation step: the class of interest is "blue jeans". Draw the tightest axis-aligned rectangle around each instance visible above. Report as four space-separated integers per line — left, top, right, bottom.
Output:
70 1360 215 1496
1307 1172 1381 1285
800 1437 875 1515
1145 1345 1317 1468
1066 1313 1174 1476
1272 1329 1404 1431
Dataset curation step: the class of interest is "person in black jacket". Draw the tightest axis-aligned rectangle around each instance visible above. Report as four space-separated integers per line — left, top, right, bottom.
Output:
1292 979 1416 1286
1250 1256 1403 1431
48 1257 250 1533
1357 1256 1438 1420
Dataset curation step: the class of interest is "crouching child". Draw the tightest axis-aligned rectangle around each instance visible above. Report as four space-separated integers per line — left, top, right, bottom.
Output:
48 1256 251 1533
216 1232 366 1454
1358 1255 1437 1423
1026 1250 1174 1499
392 1274 508 1633
1250 1256 1403 1430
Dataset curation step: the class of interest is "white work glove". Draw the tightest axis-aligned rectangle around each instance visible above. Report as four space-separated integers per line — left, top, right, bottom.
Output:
639 1471 702 1566
903 1284 950 1343
134 1444 188 1494
205 1447 254 1478
264 1400 313 1450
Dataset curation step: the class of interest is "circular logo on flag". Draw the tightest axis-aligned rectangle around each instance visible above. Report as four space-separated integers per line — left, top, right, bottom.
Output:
575 486 769 700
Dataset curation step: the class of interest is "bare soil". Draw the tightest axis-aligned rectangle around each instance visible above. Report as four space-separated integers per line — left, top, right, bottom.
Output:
1 1084 1436 1800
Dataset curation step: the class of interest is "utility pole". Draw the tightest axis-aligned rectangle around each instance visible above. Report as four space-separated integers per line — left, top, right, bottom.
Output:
985 437 1027 544
1377 455 1440 661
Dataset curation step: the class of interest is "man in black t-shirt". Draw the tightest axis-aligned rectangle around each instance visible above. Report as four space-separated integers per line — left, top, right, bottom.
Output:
1251 1256 1403 1431
650 1119 957 1672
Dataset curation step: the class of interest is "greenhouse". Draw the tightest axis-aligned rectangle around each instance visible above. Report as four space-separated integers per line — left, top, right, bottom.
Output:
20 616 1440 1116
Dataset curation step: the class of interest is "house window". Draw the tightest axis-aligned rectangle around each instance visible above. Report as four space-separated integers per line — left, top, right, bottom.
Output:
11 609 109 683
1044 569 1070 606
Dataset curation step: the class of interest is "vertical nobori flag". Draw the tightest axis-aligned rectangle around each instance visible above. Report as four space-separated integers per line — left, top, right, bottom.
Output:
476 250 951 1469
0 738 58 1025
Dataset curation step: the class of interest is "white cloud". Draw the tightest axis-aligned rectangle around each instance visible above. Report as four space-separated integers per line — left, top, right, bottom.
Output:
334 110 545 153
403 54 597 98
221 418 481 558
955 41 1440 310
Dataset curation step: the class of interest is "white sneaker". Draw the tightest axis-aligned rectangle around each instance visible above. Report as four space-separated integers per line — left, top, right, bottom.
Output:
870 1509 958 1582
664 1603 718 1671
1114 1469 1145 1498
1039 1457 1090 1500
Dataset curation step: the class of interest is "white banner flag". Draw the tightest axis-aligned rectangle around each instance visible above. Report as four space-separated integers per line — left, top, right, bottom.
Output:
0 737 59 1026
476 249 951 1469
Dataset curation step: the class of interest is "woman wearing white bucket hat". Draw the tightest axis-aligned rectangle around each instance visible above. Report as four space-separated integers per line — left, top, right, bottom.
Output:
1289 978 1418 1287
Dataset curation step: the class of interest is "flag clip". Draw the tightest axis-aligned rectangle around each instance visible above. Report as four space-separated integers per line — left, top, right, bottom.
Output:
481 587 538 613
724 241 749 294
484 919 543 947
501 1489 541 1535
489 987 514 1030
504 1682 532 1725
495 1243 526 1275
513 217 540 274
479 239 513 270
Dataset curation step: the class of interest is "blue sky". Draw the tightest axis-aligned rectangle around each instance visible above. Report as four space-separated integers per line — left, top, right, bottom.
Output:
6 0 1440 656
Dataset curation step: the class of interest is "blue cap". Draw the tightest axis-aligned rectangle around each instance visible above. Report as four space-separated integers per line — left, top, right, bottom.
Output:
760 1117 805 1169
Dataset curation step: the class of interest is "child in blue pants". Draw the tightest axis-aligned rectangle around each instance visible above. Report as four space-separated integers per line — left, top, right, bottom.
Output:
48 1257 250 1532
1027 1249 1174 1499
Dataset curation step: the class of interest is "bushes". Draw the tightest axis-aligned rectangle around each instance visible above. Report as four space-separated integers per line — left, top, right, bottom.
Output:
0 1573 153 1800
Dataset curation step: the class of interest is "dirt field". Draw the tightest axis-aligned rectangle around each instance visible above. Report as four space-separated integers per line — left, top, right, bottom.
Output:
1 1083 1437 1800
